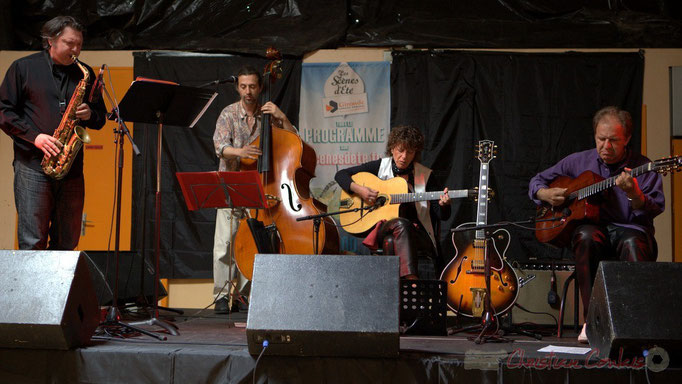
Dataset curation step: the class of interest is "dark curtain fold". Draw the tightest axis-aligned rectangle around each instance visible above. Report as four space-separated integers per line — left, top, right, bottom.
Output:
3 1 681 51
131 51 302 278
390 50 644 264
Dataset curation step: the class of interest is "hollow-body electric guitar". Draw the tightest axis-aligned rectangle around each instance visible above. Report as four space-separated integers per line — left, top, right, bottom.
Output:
439 140 519 318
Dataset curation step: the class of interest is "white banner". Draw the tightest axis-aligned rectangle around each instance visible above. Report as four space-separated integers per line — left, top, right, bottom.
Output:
299 61 390 254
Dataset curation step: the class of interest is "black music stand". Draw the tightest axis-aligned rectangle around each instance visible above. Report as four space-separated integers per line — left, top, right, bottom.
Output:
96 68 168 341
176 170 267 312
116 78 217 335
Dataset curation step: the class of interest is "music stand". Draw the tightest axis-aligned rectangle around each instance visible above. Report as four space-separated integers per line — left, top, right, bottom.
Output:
176 170 267 211
115 77 217 335
176 170 267 312
96 68 169 341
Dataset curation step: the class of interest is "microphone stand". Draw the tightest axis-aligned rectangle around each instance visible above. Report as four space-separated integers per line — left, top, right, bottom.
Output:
296 203 382 255
97 68 169 340
446 214 568 343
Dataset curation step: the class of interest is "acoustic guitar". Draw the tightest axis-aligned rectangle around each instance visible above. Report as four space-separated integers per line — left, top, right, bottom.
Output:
535 155 681 247
439 140 519 318
338 172 474 234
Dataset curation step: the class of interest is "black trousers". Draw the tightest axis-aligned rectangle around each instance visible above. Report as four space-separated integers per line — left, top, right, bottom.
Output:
571 223 657 315
377 218 438 278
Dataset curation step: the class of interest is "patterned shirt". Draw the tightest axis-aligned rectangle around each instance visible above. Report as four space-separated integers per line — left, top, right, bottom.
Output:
213 101 262 172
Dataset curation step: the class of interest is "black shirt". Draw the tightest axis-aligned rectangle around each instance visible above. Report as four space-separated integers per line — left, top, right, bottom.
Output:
0 51 107 178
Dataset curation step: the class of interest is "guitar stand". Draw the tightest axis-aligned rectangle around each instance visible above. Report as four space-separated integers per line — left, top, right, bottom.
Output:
447 230 542 344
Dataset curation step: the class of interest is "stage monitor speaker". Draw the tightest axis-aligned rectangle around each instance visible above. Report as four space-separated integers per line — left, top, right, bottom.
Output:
587 261 682 359
84 250 167 306
246 254 399 358
0 250 99 349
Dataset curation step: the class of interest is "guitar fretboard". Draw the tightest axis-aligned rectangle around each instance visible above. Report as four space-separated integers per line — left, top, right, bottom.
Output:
390 189 470 204
570 162 653 200
475 163 490 240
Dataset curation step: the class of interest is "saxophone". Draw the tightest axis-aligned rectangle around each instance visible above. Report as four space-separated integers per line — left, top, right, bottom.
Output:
41 55 92 179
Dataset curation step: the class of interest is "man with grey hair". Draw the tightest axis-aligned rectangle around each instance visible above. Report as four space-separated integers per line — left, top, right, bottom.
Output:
0 16 106 250
529 106 664 342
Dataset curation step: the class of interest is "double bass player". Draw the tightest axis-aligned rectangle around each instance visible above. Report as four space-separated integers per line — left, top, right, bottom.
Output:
212 65 296 314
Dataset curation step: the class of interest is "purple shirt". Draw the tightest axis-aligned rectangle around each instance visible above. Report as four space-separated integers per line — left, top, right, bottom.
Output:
528 148 664 235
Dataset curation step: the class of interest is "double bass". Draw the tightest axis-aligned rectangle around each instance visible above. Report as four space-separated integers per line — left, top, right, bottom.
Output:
234 48 339 279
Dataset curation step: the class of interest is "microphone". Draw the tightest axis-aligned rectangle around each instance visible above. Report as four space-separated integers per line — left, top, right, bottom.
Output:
88 64 105 103
214 75 238 84
198 76 238 88
367 196 387 212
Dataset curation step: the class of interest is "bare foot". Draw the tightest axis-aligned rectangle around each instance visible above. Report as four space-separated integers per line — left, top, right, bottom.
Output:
578 323 588 344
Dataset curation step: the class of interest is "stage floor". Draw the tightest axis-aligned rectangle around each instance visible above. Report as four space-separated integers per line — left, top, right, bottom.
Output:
1 308 680 383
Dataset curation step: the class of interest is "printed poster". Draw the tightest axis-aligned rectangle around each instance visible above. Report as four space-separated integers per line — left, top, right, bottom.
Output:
299 61 390 254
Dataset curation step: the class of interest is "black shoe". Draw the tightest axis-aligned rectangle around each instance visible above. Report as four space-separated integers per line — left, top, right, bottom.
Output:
214 296 229 314
232 297 249 312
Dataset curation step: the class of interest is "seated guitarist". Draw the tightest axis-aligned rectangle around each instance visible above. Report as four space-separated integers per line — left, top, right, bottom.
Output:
334 125 451 280
528 106 664 342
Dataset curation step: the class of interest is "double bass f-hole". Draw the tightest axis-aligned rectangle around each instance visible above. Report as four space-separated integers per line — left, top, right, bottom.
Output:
281 183 302 211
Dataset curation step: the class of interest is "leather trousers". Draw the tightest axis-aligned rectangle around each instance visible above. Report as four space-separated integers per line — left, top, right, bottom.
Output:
377 218 436 278
572 223 657 314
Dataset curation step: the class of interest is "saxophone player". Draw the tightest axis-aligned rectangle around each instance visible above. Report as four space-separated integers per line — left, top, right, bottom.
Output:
0 16 107 250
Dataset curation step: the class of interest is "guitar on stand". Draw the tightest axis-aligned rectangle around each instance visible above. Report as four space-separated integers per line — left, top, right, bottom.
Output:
535 155 682 247
440 140 519 324
441 140 540 343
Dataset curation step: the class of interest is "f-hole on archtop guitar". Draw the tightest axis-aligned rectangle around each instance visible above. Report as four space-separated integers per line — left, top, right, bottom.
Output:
439 140 519 318
535 155 681 247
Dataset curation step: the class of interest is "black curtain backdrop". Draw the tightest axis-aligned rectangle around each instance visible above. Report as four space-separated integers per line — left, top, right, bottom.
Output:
390 50 644 265
129 50 642 278
2 1 681 52
131 52 301 279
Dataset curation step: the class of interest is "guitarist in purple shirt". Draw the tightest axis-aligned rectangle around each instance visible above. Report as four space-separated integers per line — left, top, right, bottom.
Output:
529 106 664 342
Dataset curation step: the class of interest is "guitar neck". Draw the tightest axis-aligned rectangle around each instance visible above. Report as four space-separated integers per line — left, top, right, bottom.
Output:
389 189 471 204
572 162 652 200
475 163 490 239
